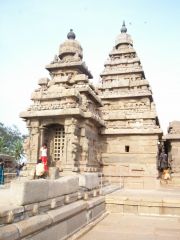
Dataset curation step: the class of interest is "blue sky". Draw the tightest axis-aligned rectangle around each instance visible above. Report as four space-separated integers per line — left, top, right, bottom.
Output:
0 0 180 134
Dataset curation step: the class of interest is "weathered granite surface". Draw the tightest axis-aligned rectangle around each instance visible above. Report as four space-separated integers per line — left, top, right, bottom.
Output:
20 24 165 187
165 121 180 175
79 173 99 190
0 175 106 240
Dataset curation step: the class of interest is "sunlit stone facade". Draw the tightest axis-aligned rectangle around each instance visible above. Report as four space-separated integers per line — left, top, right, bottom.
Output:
21 24 163 185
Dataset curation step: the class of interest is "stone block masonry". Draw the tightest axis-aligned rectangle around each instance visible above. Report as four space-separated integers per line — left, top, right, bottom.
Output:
0 175 105 240
10 176 79 205
20 24 163 187
79 173 99 190
105 189 180 217
0 197 105 240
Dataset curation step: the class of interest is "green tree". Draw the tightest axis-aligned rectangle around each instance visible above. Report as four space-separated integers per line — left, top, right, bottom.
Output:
14 140 24 162
0 122 25 162
0 136 7 153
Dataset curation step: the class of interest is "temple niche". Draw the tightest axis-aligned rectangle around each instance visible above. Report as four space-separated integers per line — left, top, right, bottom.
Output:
98 22 163 187
21 23 163 187
20 29 104 174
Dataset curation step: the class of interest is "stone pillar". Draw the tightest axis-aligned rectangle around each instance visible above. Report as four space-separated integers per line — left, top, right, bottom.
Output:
30 127 39 162
80 133 89 171
63 118 80 173
25 121 40 172
39 127 46 146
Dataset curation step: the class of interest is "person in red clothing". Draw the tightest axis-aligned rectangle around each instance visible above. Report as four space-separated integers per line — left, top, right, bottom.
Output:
39 143 48 173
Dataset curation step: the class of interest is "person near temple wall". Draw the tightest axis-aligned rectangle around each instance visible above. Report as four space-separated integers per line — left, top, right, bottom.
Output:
159 149 168 171
39 143 48 173
0 158 4 185
15 162 25 177
158 148 171 181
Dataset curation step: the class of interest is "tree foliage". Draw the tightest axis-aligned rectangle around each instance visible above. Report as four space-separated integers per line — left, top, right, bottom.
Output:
0 122 25 161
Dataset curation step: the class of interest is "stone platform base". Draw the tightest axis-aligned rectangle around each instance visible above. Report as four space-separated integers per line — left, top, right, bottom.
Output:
104 175 160 189
77 214 180 240
106 188 180 217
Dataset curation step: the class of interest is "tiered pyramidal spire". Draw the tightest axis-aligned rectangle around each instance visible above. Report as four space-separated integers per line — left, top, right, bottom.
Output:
98 21 162 134
20 29 104 174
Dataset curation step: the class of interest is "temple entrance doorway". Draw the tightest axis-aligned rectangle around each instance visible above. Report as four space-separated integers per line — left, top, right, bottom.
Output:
44 124 65 169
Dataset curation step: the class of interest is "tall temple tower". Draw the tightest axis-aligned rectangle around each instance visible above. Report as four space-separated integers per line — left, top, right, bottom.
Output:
98 22 163 188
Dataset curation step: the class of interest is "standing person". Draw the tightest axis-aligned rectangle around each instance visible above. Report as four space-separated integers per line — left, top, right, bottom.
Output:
39 143 48 173
158 148 169 180
15 163 20 177
0 158 4 185
159 149 168 171
15 163 23 177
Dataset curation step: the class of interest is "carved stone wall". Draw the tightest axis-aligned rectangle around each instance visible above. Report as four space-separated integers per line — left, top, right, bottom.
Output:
165 121 180 174
64 118 81 172
98 23 162 184
79 120 101 172
20 27 163 185
20 30 103 174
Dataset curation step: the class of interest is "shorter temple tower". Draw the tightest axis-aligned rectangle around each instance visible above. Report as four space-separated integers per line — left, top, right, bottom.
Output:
20 30 104 174
165 121 180 179
98 22 163 188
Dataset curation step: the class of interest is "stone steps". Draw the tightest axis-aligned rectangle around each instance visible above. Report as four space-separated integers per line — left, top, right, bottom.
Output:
100 185 121 195
105 188 180 217
160 182 180 190
103 175 160 189
160 177 180 190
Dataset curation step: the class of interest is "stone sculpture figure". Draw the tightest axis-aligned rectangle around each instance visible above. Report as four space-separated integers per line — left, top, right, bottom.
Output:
23 137 31 161
51 54 59 64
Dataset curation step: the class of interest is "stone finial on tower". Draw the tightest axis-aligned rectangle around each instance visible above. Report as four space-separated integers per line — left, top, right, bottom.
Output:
59 29 83 60
115 21 132 47
67 29 76 40
121 21 127 33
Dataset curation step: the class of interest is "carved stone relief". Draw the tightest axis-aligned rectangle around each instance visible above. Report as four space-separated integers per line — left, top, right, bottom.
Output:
168 122 180 134
23 137 31 161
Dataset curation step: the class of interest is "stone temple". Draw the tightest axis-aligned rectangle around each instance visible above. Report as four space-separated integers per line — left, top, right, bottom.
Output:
2 22 180 240
20 22 163 188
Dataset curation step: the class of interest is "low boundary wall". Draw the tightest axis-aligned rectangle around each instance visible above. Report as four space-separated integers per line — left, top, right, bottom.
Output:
0 174 105 240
